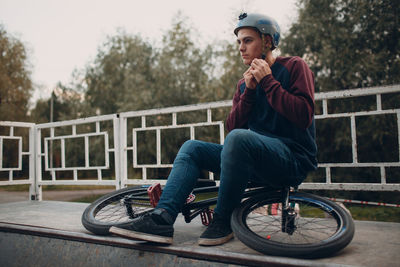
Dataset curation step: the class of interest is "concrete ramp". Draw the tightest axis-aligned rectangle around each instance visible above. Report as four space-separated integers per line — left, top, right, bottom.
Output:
0 201 399 267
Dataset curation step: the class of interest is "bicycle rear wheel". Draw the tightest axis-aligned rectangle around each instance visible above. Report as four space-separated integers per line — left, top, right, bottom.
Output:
82 186 153 235
231 192 355 258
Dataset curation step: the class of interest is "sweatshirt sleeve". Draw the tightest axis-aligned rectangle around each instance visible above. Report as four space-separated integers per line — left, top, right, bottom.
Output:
260 57 315 130
226 79 257 132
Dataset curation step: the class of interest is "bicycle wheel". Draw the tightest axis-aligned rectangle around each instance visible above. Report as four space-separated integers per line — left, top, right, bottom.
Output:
82 186 153 235
231 191 355 258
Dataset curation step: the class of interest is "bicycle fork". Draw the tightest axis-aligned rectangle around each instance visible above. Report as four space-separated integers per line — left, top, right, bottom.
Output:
281 188 297 235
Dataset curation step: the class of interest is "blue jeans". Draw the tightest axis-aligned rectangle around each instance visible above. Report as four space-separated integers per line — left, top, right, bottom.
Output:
156 129 306 222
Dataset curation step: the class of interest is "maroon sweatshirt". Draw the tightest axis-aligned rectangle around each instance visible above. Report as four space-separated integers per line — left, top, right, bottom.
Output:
226 56 318 172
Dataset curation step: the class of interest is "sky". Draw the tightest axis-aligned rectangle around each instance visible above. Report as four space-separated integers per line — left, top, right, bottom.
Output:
0 0 298 102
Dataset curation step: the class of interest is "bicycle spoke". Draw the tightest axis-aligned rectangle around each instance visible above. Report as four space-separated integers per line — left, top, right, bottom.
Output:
93 195 152 223
96 205 129 222
248 209 283 240
244 200 342 245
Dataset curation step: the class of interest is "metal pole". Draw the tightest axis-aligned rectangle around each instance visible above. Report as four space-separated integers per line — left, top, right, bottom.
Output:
49 90 54 169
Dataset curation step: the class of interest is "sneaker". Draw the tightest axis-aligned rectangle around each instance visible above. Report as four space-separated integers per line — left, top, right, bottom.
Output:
109 208 174 244
198 213 234 246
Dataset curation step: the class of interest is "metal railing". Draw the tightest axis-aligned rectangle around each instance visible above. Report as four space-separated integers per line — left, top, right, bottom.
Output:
1 84 399 200
0 121 36 197
119 101 231 187
306 84 400 191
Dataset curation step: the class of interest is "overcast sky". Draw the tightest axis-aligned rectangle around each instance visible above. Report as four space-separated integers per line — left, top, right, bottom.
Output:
0 0 297 101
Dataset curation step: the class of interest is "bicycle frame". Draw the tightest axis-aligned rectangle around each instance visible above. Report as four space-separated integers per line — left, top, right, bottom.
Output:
121 183 295 231
180 185 287 225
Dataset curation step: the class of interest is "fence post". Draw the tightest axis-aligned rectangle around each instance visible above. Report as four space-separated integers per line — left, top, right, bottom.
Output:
33 127 42 200
119 115 128 189
113 114 122 190
28 125 37 200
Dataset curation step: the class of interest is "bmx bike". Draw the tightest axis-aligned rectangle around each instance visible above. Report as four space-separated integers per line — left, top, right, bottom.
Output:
82 180 355 259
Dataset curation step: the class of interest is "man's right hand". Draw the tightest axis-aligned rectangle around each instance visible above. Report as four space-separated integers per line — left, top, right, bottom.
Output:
244 67 257 89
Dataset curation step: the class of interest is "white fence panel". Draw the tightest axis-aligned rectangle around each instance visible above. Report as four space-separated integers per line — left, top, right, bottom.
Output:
305 85 400 191
0 121 36 198
119 101 231 186
32 114 121 200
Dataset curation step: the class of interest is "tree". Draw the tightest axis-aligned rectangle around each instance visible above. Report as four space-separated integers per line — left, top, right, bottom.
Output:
151 13 216 108
83 29 155 115
281 0 400 92
215 41 247 101
0 24 33 121
30 83 84 123
49 12 246 118
280 0 400 163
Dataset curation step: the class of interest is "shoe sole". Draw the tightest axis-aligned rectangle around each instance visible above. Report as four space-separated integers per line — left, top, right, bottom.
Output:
198 232 234 246
109 226 173 244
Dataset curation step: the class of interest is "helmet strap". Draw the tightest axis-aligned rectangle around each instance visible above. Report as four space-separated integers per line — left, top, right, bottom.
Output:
261 35 272 59
261 35 276 66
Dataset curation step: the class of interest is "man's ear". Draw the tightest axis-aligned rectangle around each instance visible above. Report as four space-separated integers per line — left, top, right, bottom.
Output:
264 35 273 49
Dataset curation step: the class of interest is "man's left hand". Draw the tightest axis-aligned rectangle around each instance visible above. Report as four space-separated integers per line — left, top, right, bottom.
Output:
250 59 271 83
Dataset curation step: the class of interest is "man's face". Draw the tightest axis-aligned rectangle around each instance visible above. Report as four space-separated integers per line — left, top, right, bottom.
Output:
237 28 263 65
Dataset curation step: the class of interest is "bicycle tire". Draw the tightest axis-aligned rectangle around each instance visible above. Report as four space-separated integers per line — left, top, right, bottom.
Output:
82 186 153 235
231 191 355 258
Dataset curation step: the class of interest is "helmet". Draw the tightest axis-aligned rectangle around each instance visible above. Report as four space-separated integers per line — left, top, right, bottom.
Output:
234 13 281 48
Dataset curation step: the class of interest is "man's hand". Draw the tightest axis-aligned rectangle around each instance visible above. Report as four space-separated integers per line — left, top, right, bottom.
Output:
244 67 257 89
250 59 271 83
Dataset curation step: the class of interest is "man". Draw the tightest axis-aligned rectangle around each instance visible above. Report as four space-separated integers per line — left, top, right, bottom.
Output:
110 13 317 246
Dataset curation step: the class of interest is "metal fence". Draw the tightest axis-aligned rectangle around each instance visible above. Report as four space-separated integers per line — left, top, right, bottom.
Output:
0 121 36 197
1 84 399 200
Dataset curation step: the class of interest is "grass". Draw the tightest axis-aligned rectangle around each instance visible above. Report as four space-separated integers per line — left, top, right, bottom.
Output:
300 202 400 222
42 185 115 191
346 204 400 223
0 184 30 191
0 184 115 192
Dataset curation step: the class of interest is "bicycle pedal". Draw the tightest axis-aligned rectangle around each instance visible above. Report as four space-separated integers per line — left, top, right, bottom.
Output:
147 183 162 207
271 203 279 215
200 208 214 226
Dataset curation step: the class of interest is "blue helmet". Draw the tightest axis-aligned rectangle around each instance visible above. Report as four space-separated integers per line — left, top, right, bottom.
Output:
234 13 281 49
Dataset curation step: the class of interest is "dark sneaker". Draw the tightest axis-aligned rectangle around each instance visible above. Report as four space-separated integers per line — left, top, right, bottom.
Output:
198 214 233 246
109 208 174 244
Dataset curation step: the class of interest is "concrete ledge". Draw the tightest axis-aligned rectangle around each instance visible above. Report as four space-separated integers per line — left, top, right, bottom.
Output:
0 222 341 267
0 201 399 266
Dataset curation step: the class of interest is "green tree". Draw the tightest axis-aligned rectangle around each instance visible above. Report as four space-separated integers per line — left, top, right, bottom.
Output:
215 41 247 100
30 83 84 123
84 30 155 115
151 13 216 108
281 0 400 92
78 13 224 112
281 0 400 163
0 24 33 121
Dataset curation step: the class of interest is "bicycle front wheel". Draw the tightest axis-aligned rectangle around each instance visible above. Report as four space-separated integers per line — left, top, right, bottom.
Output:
231 192 355 258
82 186 153 235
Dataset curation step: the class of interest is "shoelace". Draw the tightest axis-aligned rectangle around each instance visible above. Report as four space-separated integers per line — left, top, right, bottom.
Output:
135 212 152 223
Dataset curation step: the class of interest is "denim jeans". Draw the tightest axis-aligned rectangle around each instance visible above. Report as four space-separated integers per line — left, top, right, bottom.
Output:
156 129 306 222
